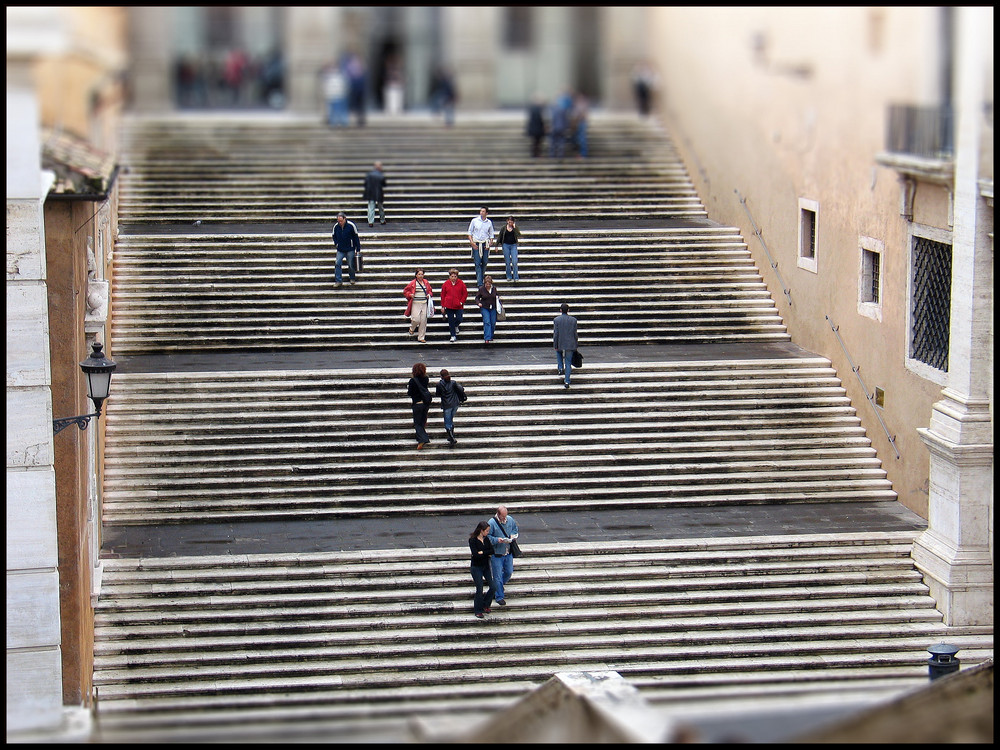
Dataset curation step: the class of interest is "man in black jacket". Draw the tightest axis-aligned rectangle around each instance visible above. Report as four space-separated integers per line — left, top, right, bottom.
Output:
363 161 386 227
332 211 361 287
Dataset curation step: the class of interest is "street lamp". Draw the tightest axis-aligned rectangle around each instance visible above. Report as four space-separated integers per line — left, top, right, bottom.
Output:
52 342 118 435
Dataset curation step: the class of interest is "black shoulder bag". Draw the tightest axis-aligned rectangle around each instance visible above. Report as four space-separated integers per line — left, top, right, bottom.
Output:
496 516 522 558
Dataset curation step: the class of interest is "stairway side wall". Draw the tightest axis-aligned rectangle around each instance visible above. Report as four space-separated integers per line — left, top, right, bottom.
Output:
646 7 980 520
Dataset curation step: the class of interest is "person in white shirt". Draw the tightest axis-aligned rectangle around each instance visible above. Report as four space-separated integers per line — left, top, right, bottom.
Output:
467 206 494 287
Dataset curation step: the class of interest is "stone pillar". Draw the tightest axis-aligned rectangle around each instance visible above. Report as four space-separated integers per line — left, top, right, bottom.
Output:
127 7 173 113
601 7 649 111
912 7 993 626
284 7 337 115
6 26 66 734
445 7 500 110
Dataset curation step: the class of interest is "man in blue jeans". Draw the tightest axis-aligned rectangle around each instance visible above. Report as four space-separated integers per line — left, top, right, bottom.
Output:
332 211 361 287
553 302 578 388
467 206 494 288
487 506 519 606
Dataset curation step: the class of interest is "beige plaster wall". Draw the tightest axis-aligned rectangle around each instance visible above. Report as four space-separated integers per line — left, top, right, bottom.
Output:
646 7 965 517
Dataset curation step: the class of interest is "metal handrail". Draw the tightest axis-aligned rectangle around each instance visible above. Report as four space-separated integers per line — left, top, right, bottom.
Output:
826 315 900 459
735 189 792 306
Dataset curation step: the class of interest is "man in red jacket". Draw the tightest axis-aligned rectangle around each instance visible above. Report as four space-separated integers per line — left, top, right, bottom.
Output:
440 268 469 343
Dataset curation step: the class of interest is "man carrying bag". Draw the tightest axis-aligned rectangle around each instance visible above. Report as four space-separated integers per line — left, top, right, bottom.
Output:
487 506 520 607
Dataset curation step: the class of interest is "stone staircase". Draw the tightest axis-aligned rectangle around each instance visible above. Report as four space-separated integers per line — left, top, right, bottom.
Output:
117 112 706 225
101 358 893 526
93 112 992 740
91 534 993 743
109 226 787 356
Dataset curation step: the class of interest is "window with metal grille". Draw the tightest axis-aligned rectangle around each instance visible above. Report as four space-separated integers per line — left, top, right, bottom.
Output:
503 7 534 50
858 237 884 321
862 249 881 304
911 236 951 372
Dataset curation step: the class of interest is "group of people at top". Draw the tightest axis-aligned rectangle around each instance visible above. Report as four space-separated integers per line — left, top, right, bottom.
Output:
526 90 589 159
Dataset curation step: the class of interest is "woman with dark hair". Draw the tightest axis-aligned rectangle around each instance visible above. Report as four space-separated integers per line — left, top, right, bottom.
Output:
469 521 496 618
475 275 500 343
406 361 432 448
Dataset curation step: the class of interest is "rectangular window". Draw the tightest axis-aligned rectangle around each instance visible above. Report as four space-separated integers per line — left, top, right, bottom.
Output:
858 236 884 321
910 236 951 372
503 7 534 50
862 250 880 303
797 198 819 273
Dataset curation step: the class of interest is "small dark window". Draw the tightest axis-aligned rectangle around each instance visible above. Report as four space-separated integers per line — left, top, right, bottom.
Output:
504 7 534 50
862 249 881 304
800 207 817 260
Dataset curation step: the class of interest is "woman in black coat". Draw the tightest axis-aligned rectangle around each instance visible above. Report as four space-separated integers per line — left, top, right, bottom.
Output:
406 361 432 448
469 521 496 618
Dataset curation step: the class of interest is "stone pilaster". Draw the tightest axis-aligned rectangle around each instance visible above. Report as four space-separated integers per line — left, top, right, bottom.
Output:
6 42 64 733
283 7 337 115
911 6 993 627
127 7 173 113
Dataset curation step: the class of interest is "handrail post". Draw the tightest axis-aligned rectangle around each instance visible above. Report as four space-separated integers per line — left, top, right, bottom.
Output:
735 189 792 307
826 315 900 459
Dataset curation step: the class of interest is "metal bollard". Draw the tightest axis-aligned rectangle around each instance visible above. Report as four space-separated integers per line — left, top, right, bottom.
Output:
927 643 960 681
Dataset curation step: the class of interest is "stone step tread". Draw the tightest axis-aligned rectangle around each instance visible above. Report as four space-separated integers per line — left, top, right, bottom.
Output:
93 623 964 671
94 604 947 644
98 533 920 566
100 487 898 511
93 612 952 655
96 554 918 593
90 645 995 693
107 358 837 377
93 599 943 641
91 654 990 711
89 673 923 718
103 460 889 483
102 446 879 464
93 575 929 614
96 546 919 579
94 550 921 579
100 495 902 524
94 590 939 628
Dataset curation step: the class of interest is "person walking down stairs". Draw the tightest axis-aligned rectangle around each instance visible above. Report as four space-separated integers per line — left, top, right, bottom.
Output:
332 211 361 287
440 268 468 343
469 521 496 619
406 362 433 449
403 268 434 343
476 275 500 344
487 506 519 607
467 206 494 287
435 368 466 446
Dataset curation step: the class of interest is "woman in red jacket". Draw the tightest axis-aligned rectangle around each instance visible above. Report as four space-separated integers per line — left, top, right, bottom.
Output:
439 267 468 343
403 268 433 343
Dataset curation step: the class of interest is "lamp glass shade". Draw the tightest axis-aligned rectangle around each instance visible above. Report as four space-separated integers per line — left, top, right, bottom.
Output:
79 342 117 407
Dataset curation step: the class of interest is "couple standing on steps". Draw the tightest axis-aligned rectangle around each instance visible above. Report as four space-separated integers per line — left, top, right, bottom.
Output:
407 362 466 448
469 506 520 618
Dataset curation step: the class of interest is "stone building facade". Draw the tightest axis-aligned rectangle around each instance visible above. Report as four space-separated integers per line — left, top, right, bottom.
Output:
646 6 992 625
7 5 991 739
